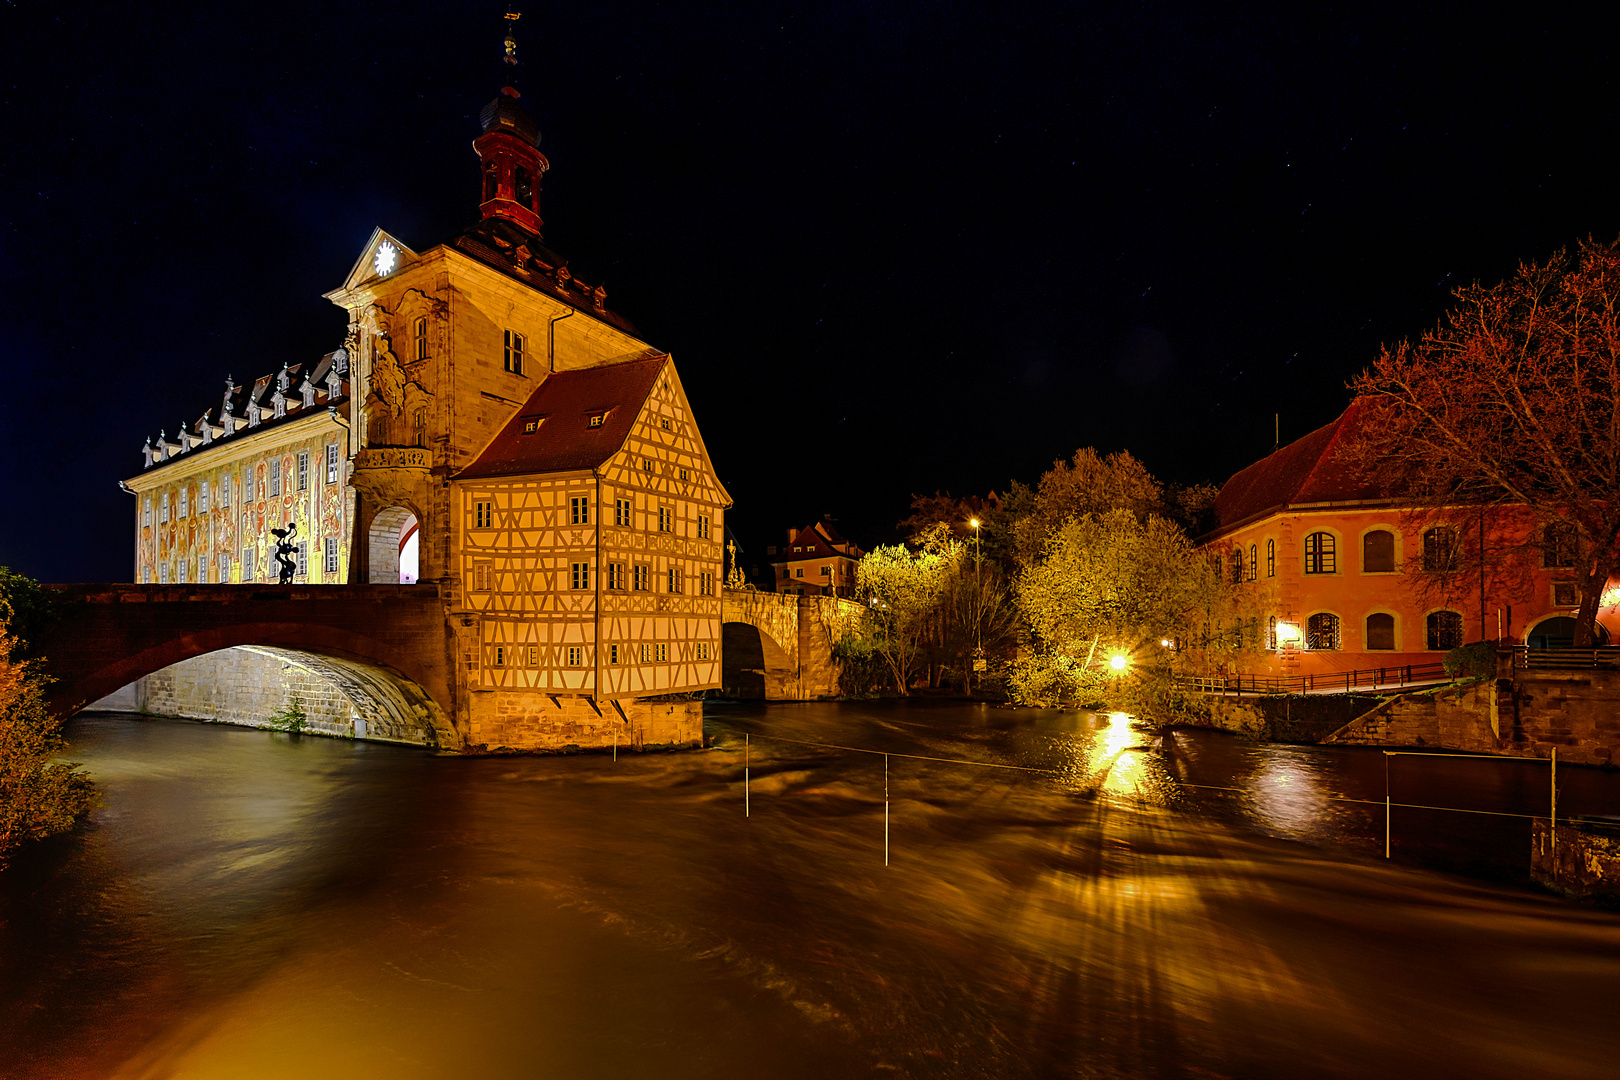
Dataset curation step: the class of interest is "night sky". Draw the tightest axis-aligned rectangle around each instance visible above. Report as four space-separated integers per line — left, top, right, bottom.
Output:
4 2 1619 582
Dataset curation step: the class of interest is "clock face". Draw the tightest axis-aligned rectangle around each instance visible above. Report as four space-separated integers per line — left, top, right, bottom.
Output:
374 240 398 277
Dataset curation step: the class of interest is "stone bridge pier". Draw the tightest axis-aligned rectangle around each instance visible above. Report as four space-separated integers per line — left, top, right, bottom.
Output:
720 589 862 700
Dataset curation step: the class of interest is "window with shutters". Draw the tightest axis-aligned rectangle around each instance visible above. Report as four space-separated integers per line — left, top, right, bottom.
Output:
1366 612 1395 650
1363 530 1395 573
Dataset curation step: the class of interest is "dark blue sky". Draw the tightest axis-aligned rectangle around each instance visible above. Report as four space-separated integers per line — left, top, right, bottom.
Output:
3 2 1619 581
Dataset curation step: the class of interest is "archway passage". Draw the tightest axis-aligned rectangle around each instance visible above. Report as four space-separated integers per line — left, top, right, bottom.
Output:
1526 616 1611 649
722 623 767 698
369 506 419 583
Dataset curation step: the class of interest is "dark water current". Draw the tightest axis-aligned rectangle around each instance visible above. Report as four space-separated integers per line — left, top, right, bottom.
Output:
4 703 1620 1079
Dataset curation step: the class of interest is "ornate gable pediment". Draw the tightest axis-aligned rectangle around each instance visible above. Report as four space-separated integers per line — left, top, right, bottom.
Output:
336 227 421 294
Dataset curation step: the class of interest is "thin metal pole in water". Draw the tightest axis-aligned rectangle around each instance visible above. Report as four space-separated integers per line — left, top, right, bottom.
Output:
1550 746 1557 861
884 753 890 868
1384 752 1391 859
745 733 750 818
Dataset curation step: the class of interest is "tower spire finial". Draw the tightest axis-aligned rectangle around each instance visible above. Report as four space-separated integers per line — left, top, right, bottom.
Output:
502 12 521 93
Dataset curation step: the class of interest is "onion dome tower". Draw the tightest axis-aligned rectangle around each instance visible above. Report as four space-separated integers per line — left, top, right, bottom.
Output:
473 13 549 235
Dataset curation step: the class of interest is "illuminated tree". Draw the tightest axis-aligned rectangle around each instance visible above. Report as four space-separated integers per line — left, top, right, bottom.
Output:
856 527 962 695
1350 237 1620 645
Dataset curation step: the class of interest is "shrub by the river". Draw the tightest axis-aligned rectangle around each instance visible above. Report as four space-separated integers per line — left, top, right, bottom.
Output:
266 695 308 734
1444 642 1497 681
0 569 95 870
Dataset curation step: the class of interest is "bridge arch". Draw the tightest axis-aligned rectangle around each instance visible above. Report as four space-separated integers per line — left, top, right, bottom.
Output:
367 503 421 584
721 621 795 699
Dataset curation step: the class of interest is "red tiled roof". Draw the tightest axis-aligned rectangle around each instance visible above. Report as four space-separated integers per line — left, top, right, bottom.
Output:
1212 399 1390 529
455 356 667 479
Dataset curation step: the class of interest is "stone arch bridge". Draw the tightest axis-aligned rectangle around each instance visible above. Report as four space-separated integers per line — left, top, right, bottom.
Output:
720 589 864 700
32 584 863 750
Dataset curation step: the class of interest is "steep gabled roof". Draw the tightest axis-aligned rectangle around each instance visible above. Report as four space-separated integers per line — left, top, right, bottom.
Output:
1212 399 1389 530
455 356 667 479
774 523 860 563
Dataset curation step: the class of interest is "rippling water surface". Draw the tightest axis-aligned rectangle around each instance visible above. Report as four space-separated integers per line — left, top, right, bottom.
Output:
3 703 1620 1079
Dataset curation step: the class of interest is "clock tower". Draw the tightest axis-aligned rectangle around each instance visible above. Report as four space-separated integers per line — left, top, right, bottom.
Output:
473 13 549 235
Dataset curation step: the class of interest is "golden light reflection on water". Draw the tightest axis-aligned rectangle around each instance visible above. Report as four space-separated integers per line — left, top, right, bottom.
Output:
1245 756 1330 839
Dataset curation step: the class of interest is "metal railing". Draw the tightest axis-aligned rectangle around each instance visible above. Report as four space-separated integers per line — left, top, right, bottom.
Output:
1510 645 1620 670
1178 661 1451 697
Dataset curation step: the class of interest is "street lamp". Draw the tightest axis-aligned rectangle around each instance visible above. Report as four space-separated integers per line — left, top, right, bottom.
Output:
1109 653 1128 672
969 517 984 684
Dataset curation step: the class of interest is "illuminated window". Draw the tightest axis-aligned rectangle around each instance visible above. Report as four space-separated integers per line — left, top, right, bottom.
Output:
243 547 254 580
1543 522 1578 569
270 460 281 498
199 482 209 514
522 416 543 434
1306 612 1340 650
414 316 428 362
588 412 607 428
1247 544 1257 581
567 645 583 667
1363 530 1395 573
325 537 338 575
198 554 207 581
218 553 230 583
1426 610 1464 650
616 498 632 526
655 643 668 663
326 444 339 484
1366 612 1395 650
667 567 683 593
570 496 589 525
473 562 492 591
633 565 649 591
143 497 152 526
296 542 307 577
1304 532 1335 574
159 563 169 584
700 572 713 595
696 642 709 661
607 563 625 590
179 488 188 518
503 329 525 375
475 501 493 529
659 507 672 532
697 515 710 539
571 562 590 590
1267 616 1277 650
297 451 309 491
1422 527 1458 572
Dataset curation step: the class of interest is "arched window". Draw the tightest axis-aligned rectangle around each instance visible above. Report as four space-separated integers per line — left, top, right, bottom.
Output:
1267 615 1278 650
483 162 498 203
1232 547 1244 584
515 166 533 208
1247 544 1258 581
1363 530 1395 573
1366 612 1395 650
1426 610 1464 651
414 316 428 362
1266 538 1275 577
1213 554 1223 580
1542 522 1578 568
1304 532 1336 574
1422 527 1459 572
1306 612 1340 651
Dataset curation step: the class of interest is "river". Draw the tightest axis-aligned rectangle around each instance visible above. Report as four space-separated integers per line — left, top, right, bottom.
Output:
3 702 1619 1079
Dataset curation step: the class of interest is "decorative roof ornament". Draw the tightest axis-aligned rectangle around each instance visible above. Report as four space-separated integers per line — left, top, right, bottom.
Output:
301 374 317 409
332 347 349 375
178 424 192 453
200 414 213 445
142 437 154 469
277 362 291 392
247 395 262 428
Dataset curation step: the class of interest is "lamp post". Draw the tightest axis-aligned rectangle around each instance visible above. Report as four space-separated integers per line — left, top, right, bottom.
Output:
969 517 983 687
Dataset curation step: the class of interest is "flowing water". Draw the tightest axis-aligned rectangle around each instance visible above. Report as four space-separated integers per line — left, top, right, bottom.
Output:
4 702 1620 1079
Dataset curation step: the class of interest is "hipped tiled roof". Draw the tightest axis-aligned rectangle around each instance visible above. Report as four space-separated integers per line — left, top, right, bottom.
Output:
1212 399 1389 530
445 217 637 336
456 356 667 479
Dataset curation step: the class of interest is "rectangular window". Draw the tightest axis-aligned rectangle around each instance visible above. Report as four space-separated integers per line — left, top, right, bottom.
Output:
243 547 255 581
526 646 538 666
667 567 683 594
607 563 625 590
659 506 672 532
504 329 525 375
522 416 543 435
642 458 652 473
199 482 209 514
796 568 804 578
571 562 590 590
160 563 169 584
570 496 589 525
219 553 231 583
179 488 188 518
474 562 492 591
700 571 713 596
660 417 671 431
820 565 831 576
143 497 152 526
615 498 632 527
177 559 187 584
639 643 650 663
475 501 493 529
678 468 688 482
588 412 606 428
326 443 339 484
160 493 169 522
142 565 152 584
610 643 620 664
325 537 339 575
567 646 583 666
1553 581 1580 606
198 554 208 581
633 565 649 591
296 542 307 577
1304 532 1335 575
697 515 710 539
297 452 309 491
415 315 428 362
695 642 708 661
494 645 506 666
656 643 668 663
270 459 281 497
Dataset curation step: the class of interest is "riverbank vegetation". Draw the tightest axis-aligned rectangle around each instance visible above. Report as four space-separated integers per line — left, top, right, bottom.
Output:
841 449 1268 718
0 569 94 870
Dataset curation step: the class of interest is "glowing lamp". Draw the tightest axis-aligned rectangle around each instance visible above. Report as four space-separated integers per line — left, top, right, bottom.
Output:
969 518 980 529
1276 622 1302 644
1109 654 1128 671
1159 638 1173 648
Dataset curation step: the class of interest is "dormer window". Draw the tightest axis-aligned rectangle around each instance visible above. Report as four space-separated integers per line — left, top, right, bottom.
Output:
588 410 609 428
521 415 544 434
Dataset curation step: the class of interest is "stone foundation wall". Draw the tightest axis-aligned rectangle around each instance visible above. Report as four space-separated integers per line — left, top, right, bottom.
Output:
1531 820 1620 900
133 648 363 739
467 690 704 752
